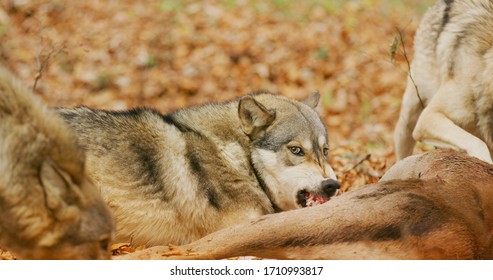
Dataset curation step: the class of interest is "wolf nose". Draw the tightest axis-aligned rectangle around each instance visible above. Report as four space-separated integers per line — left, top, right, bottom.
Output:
321 179 340 196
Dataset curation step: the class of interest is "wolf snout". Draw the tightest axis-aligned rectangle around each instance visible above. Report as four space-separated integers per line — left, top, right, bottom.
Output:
322 179 340 196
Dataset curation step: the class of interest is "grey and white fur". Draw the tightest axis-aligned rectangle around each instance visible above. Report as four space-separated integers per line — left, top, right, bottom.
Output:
58 91 339 246
395 0 493 163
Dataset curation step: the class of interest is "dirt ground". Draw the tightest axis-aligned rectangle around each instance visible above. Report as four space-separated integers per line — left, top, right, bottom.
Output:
0 0 434 258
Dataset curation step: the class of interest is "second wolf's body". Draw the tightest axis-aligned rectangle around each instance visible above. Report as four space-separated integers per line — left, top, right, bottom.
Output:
0 66 113 259
58 92 339 246
394 0 493 163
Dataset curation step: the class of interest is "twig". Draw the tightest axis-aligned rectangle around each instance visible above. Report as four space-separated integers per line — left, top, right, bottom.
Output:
32 46 64 92
345 153 371 171
395 27 425 109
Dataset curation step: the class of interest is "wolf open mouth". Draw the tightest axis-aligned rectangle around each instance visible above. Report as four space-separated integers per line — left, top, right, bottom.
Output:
297 190 331 207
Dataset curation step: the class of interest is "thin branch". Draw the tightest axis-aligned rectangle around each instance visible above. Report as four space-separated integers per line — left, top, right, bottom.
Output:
345 153 371 172
395 27 425 109
32 46 64 92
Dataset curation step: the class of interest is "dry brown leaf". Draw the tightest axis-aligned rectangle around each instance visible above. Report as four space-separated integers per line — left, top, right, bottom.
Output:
111 243 146 255
0 248 16 260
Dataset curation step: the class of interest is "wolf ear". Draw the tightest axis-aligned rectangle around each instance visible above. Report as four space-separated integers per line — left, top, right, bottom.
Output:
238 96 276 137
40 160 81 223
302 91 320 109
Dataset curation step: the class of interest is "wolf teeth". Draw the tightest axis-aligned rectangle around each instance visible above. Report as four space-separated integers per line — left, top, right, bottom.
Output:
304 192 330 207
306 196 316 207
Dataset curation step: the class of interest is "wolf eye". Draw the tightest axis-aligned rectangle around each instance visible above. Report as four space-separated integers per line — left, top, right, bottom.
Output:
323 147 329 158
289 146 304 156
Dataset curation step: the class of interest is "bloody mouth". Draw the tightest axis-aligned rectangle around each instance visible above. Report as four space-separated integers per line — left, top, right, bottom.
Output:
297 190 331 207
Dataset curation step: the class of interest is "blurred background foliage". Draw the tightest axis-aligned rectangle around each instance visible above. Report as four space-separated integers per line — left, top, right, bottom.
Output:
0 0 433 192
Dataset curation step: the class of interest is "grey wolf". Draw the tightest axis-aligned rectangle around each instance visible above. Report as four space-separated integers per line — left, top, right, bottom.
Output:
58 91 339 246
118 149 493 260
0 66 113 259
394 0 493 163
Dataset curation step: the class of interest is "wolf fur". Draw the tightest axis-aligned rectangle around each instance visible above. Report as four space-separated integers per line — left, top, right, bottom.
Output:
394 0 493 163
0 66 113 259
58 91 339 246
118 149 493 260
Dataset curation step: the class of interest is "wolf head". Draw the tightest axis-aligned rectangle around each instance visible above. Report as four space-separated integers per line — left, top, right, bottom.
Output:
238 92 339 210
